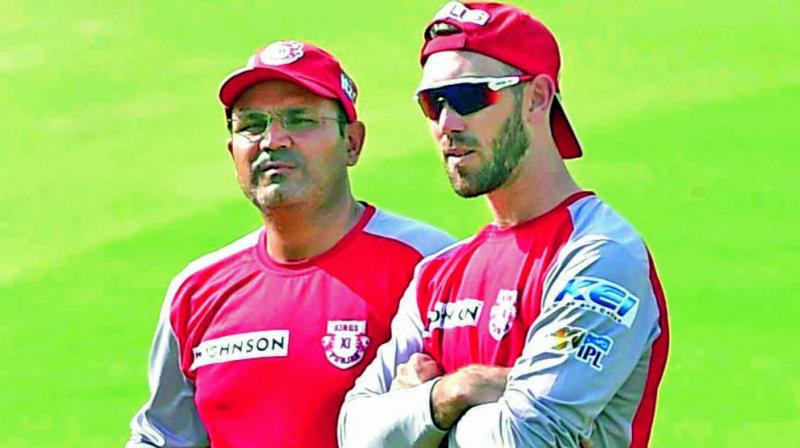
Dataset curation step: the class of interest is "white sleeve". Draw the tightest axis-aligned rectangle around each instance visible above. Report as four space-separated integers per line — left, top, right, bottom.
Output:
338 275 447 448
447 239 662 447
126 281 209 448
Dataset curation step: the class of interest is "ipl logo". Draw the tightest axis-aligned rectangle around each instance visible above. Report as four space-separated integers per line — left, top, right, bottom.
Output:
321 320 370 369
488 289 518 341
545 326 614 372
259 40 305 66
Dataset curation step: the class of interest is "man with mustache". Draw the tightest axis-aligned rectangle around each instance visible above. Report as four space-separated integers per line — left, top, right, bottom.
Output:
126 40 453 447
338 2 669 447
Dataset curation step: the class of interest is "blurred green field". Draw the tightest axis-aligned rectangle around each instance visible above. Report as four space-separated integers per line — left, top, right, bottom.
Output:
1 0 798 446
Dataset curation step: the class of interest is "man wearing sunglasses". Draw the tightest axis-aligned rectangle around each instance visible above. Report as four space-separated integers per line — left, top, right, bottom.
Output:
126 40 453 448
339 2 669 448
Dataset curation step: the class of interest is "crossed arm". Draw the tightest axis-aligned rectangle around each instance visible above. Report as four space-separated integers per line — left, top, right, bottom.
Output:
394 355 598 448
337 239 661 448
392 353 510 430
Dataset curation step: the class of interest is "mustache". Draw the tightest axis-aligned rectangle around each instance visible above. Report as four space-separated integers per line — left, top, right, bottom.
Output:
249 150 300 170
444 132 480 148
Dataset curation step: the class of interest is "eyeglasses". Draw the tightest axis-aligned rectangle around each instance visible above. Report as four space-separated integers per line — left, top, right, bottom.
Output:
228 108 345 142
414 75 533 120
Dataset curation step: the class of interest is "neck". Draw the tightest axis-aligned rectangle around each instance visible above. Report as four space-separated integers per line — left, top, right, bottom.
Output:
486 140 580 228
261 192 364 262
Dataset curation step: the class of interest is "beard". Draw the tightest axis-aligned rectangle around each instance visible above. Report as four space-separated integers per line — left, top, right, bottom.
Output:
249 182 295 209
447 106 530 198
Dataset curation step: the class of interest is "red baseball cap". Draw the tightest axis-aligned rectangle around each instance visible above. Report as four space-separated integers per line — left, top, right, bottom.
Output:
219 40 358 122
420 2 582 159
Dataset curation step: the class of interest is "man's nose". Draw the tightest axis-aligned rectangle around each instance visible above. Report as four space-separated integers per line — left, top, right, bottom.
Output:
259 121 292 151
436 104 466 135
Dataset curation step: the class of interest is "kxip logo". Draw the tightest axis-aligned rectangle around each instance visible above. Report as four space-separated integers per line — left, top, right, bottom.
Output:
551 277 640 327
488 289 517 341
259 40 305 66
321 320 370 369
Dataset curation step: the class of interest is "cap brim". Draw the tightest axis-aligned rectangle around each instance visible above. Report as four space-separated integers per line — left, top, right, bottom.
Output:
219 67 339 109
551 97 582 159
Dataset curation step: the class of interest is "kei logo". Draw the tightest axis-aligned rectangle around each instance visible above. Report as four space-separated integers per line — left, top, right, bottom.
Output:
550 277 640 327
488 289 518 341
321 320 370 369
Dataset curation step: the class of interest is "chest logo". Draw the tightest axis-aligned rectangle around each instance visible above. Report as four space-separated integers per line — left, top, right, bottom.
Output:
190 330 289 370
425 298 484 336
321 320 370 370
488 289 518 341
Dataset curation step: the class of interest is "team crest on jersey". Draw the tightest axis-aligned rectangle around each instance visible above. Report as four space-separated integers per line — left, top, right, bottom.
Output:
434 1 490 25
259 40 304 66
321 320 370 369
488 289 518 341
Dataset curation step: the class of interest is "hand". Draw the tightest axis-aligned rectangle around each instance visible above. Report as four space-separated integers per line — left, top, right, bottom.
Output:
430 364 511 429
391 353 443 391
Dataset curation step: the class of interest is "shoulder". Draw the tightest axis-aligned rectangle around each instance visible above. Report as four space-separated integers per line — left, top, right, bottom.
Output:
363 208 456 257
543 195 660 320
165 229 262 305
561 194 650 269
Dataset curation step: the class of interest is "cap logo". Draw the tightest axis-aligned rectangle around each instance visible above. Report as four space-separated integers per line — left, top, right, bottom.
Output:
259 40 305 66
340 72 357 102
434 1 489 26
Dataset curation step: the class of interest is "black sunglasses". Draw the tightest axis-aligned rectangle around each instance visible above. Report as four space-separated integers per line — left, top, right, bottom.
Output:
414 75 533 120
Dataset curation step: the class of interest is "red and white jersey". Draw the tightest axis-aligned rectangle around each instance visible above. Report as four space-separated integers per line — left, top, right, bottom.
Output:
340 192 670 448
126 204 454 448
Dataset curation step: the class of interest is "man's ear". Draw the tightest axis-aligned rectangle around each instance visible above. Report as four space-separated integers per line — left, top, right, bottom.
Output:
226 137 234 156
522 74 556 127
344 121 366 166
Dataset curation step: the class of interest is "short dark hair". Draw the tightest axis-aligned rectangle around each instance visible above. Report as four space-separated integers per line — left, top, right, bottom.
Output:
225 107 234 132
426 22 462 40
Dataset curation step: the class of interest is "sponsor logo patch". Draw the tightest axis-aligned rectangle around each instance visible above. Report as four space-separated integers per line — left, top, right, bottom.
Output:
321 320 370 369
488 289 518 341
434 1 490 25
259 40 304 66
340 72 357 102
545 326 613 371
191 330 289 370
425 298 484 335
550 277 640 327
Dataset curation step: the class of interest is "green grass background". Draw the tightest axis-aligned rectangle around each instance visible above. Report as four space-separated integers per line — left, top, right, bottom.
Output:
1 0 798 446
